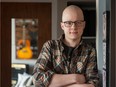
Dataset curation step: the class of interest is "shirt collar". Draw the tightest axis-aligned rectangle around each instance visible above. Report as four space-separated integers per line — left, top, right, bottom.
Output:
58 34 84 50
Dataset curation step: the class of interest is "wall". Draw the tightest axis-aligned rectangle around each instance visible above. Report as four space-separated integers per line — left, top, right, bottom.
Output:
96 0 106 86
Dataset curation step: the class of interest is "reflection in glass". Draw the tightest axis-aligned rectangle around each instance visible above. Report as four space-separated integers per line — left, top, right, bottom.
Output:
14 18 38 59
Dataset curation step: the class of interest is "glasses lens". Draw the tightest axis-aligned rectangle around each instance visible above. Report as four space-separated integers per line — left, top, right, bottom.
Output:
63 21 84 27
76 21 83 27
64 21 73 27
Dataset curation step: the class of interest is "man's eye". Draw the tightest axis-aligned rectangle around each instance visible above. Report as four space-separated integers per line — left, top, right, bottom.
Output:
66 22 72 25
77 22 82 24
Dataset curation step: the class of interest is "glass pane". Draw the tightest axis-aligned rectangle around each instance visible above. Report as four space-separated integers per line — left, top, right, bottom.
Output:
14 18 38 59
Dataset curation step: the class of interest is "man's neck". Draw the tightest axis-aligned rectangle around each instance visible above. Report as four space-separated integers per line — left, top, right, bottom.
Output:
63 38 81 47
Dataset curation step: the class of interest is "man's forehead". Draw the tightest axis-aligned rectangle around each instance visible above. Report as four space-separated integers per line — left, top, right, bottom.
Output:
62 11 84 21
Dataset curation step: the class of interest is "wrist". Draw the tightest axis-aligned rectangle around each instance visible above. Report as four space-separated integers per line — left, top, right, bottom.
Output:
88 84 95 87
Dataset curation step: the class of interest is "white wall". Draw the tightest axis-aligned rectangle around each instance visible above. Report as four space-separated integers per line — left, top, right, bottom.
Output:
96 0 105 72
57 0 67 38
96 0 105 86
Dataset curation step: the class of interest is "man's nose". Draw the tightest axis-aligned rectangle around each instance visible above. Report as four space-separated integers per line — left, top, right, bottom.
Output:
71 23 77 29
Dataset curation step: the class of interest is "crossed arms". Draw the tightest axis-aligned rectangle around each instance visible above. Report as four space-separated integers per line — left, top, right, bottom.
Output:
48 74 95 87
32 41 99 87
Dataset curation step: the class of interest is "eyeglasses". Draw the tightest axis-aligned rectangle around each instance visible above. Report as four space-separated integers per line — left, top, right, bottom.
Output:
62 20 85 27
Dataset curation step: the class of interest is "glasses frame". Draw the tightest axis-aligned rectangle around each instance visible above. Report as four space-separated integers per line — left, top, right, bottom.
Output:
62 20 85 27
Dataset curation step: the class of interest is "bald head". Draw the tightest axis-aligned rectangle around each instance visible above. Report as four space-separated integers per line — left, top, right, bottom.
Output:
62 5 84 22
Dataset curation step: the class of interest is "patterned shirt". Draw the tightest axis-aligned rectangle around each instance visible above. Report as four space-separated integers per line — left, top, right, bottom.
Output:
33 35 99 87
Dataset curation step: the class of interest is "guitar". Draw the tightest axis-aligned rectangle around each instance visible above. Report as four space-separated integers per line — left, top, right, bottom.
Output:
17 25 33 59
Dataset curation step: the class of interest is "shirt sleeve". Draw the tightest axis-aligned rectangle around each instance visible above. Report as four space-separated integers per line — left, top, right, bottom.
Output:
32 41 55 87
85 48 99 87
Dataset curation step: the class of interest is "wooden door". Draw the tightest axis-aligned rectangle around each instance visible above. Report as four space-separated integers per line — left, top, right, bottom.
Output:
1 2 51 87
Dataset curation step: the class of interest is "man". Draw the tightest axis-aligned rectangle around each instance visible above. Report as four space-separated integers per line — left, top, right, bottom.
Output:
33 5 99 87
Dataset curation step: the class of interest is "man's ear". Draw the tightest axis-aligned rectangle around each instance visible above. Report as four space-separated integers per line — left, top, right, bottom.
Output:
60 22 64 30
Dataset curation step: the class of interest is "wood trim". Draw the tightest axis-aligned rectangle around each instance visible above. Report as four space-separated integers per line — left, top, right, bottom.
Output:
110 0 116 87
0 2 1 87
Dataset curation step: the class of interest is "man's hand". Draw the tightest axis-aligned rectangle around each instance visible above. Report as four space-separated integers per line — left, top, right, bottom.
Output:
48 74 86 87
65 83 95 87
73 74 86 84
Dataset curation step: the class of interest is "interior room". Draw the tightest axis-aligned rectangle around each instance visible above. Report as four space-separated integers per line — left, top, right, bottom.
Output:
0 0 116 87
